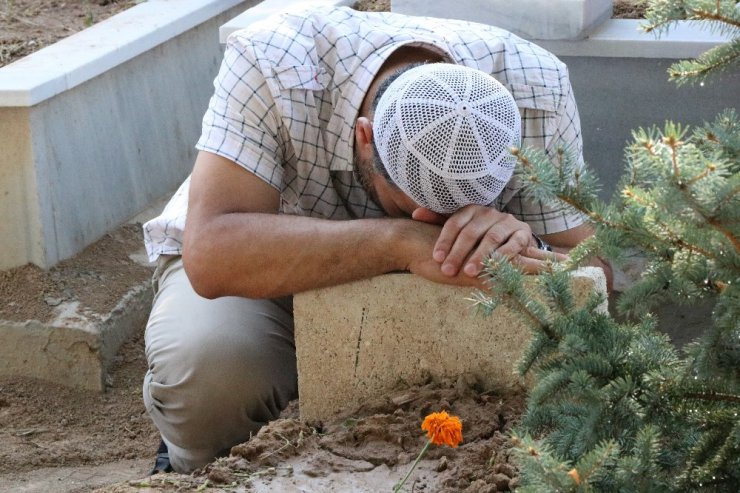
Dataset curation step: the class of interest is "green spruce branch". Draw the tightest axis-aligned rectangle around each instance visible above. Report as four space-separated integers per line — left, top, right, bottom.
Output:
688 6 740 30
642 0 740 84
683 391 740 404
663 133 740 253
472 2 739 489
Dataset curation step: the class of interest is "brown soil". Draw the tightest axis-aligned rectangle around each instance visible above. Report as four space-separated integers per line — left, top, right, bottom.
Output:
103 381 527 492
0 0 136 68
0 223 152 323
0 324 160 476
613 0 648 19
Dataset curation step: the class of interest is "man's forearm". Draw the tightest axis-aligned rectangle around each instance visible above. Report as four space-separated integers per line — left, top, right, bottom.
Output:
183 213 419 299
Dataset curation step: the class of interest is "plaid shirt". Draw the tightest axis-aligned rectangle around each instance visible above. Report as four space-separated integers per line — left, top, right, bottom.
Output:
144 6 585 262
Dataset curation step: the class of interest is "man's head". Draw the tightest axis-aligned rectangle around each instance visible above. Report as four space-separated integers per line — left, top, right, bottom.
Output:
355 62 521 216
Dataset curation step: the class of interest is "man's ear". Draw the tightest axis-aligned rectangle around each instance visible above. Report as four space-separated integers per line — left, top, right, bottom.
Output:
355 117 374 156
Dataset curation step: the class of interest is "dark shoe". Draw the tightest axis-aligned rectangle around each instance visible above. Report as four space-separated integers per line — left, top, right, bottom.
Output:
149 439 173 475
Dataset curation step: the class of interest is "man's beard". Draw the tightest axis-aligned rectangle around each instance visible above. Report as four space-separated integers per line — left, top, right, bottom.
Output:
353 152 383 210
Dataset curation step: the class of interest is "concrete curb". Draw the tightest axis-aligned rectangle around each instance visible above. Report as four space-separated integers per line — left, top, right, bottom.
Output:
0 278 153 392
0 199 167 391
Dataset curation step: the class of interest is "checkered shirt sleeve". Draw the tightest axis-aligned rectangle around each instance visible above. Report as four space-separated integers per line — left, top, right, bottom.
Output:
196 39 285 191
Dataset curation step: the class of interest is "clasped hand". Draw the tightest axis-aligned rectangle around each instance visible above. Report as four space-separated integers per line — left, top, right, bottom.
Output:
411 205 565 279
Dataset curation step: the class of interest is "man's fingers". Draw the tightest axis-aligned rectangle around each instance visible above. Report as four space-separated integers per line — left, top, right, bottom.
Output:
462 225 535 277
511 255 550 274
433 208 476 266
476 247 567 277
523 246 568 262
411 207 448 226
461 230 515 277
488 229 532 259
508 248 568 274
439 215 498 275
427 206 561 278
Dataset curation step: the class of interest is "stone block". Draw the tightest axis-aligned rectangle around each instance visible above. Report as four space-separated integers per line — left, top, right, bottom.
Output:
294 267 606 421
392 0 612 40
0 211 163 391
0 283 152 391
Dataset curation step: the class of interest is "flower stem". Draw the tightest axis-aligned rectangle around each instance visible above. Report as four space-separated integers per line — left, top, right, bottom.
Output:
393 439 432 492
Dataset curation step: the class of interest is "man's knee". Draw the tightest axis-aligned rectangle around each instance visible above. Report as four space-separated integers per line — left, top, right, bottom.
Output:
145 314 293 407
142 267 297 470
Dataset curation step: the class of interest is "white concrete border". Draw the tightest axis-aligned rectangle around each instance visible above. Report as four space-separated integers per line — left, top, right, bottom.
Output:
1 0 261 271
0 0 247 107
536 19 732 59
393 0 613 41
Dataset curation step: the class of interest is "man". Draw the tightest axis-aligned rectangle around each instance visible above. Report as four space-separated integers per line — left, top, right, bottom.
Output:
142 5 603 473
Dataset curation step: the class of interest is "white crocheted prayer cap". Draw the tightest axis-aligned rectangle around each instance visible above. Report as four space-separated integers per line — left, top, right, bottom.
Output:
373 64 521 214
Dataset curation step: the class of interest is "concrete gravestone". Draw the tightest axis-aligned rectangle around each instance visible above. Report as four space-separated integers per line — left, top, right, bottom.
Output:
294 268 607 421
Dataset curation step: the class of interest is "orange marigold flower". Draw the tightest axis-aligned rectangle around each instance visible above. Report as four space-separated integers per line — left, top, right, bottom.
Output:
421 411 463 448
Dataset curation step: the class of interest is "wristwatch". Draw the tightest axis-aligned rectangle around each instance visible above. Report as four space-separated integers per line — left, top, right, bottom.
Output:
532 233 552 252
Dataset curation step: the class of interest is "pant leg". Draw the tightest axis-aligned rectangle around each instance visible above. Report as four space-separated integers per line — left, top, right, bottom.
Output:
142 256 297 473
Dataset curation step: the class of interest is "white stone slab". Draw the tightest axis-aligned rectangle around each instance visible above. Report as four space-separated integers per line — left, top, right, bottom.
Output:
0 283 152 392
219 2 732 59
536 19 734 58
393 0 613 40
0 1 258 270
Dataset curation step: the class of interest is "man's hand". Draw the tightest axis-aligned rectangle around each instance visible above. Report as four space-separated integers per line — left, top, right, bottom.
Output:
399 219 486 289
412 205 566 276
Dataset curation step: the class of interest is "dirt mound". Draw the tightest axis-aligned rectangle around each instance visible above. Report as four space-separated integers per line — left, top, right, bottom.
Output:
0 327 159 477
104 381 526 492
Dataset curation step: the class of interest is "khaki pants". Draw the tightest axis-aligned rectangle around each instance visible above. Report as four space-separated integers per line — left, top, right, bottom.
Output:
142 256 297 473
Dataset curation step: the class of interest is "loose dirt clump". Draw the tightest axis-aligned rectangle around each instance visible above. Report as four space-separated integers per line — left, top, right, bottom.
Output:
103 381 526 492
0 326 159 477
613 0 648 19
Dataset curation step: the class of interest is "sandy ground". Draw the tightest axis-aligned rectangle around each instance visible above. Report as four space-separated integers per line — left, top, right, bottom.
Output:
101 382 527 492
0 223 153 324
0 311 527 492
0 322 160 492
